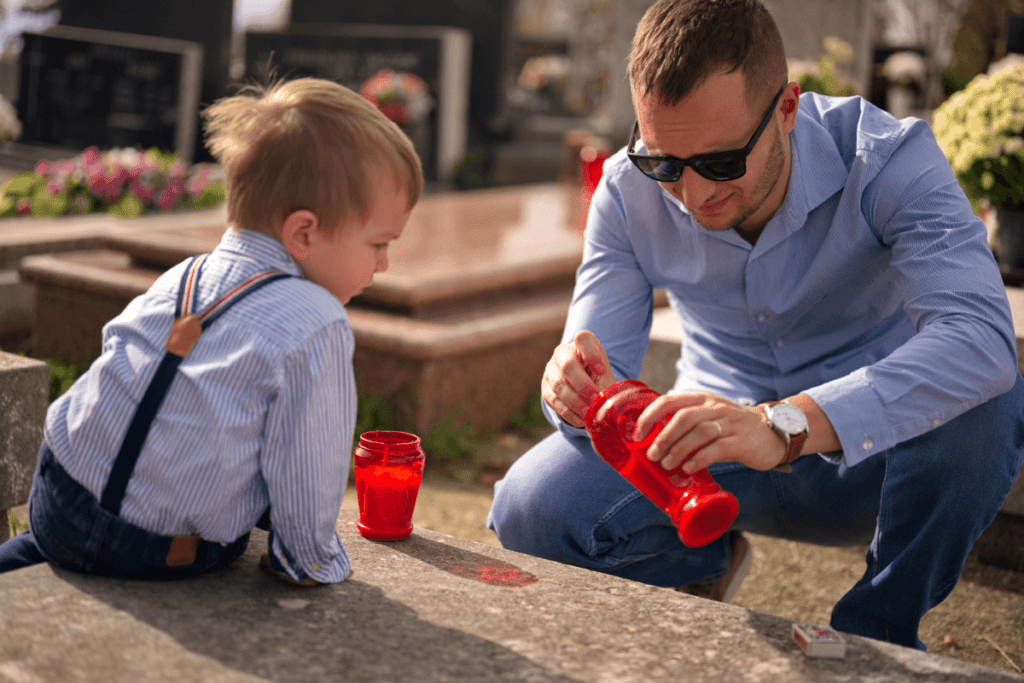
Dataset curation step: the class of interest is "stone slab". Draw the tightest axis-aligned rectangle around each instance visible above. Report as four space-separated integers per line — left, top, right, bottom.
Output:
0 352 47 541
0 509 1019 683
0 205 227 267
99 183 583 318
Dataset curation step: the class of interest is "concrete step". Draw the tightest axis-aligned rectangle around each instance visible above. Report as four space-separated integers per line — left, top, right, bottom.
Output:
1 508 1020 682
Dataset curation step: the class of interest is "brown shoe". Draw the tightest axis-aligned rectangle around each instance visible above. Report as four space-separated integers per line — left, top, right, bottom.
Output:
674 531 751 603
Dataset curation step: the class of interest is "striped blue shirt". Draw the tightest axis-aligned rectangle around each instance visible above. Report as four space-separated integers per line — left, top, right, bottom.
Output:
552 93 1018 467
45 229 355 583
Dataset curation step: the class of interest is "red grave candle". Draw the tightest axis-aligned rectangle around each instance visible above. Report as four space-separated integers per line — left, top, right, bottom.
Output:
585 380 739 547
353 431 425 541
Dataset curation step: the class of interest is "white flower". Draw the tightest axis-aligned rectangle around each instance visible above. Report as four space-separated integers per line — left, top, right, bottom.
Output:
822 36 854 65
882 51 927 87
0 95 21 142
988 54 1024 76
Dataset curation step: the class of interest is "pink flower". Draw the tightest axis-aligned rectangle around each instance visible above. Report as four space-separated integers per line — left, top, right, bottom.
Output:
107 164 128 187
167 161 186 182
154 179 183 210
81 147 100 167
86 164 126 203
128 152 157 181
16 199 30 214
186 166 211 198
129 177 156 201
35 160 48 176
46 179 64 195
52 160 76 175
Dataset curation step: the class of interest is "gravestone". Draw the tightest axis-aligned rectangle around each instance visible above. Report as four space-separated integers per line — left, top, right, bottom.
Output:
56 0 235 163
290 0 515 149
244 24 471 182
1008 13 1024 55
16 26 202 163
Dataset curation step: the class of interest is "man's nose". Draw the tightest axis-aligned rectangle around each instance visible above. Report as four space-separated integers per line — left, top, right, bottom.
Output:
671 166 719 209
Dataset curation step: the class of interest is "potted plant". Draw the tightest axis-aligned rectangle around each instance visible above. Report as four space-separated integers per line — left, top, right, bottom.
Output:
932 56 1024 270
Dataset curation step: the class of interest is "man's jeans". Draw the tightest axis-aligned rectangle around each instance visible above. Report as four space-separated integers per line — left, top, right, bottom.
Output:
488 374 1024 650
0 447 249 579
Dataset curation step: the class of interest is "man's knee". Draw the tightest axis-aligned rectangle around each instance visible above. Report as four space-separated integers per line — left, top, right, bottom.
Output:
488 432 582 554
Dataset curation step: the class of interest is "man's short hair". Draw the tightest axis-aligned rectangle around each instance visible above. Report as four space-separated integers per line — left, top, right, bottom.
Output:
628 0 788 114
202 77 423 236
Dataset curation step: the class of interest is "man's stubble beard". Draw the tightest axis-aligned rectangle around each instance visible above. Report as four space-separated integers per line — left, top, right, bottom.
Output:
692 129 786 233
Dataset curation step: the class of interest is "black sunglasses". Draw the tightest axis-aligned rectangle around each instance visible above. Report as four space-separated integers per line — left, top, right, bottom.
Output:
626 86 785 183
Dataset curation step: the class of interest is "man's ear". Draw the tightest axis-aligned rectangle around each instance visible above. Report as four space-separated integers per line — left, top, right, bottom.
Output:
280 210 320 262
779 81 800 134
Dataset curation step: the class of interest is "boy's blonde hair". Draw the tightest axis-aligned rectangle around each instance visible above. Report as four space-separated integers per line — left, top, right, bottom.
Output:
202 77 423 236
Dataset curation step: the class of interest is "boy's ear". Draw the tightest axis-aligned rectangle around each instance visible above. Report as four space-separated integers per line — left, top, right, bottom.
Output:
280 210 320 262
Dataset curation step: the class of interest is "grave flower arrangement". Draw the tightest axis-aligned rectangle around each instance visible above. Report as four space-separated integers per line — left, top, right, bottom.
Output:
932 57 1024 212
359 69 434 128
0 146 226 219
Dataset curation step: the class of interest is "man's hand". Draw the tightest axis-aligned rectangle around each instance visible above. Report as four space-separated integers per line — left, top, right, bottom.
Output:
541 330 617 428
633 393 787 472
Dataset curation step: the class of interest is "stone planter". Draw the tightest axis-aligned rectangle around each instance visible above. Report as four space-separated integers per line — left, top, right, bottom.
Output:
994 206 1024 270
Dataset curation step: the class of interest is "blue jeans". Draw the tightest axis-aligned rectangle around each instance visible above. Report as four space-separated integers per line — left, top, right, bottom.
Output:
0 447 249 579
488 374 1024 650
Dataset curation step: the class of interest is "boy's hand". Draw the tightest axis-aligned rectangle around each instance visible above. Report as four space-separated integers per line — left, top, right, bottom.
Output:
259 552 321 587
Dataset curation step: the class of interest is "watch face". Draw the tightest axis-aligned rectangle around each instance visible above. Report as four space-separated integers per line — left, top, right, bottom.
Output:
769 402 808 435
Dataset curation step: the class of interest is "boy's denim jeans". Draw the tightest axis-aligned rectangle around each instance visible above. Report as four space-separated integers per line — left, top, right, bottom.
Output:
0 447 249 579
488 374 1024 650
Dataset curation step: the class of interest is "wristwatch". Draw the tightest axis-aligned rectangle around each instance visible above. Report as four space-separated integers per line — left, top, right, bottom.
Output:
760 401 808 473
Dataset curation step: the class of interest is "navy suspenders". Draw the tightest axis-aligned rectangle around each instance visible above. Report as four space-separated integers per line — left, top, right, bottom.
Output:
99 254 292 516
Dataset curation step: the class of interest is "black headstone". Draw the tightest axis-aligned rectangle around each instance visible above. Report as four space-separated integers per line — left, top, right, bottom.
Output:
1008 14 1024 56
244 25 470 181
289 0 514 144
17 26 202 162
56 0 234 161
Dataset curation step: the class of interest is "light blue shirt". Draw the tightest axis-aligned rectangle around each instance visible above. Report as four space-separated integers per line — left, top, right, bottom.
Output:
553 94 1018 467
45 229 356 583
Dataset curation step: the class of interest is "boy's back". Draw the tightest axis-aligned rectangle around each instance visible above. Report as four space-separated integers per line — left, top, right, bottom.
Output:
47 228 356 582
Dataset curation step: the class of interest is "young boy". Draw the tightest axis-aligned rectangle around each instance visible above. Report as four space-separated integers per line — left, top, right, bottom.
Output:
0 77 422 585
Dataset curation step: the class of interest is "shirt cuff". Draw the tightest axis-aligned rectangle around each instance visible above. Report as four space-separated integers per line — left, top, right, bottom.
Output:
268 529 351 584
803 370 898 468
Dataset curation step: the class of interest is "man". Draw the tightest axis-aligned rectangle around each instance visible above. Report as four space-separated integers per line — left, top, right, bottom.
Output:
488 0 1024 651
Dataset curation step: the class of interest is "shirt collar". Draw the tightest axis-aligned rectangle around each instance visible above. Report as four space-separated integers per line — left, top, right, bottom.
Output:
215 228 305 278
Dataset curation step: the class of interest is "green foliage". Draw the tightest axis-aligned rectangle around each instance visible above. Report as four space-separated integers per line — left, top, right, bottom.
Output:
422 411 483 462
933 63 1024 211
508 389 548 434
796 61 855 98
941 68 973 97
8 509 28 537
353 395 395 449
44 354 95 403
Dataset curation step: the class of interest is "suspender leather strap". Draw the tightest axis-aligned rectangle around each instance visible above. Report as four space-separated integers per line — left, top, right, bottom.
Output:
100 255 291 515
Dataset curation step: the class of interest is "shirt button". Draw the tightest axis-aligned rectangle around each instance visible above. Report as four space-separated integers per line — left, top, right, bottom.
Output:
862 440 873 451
932 419 940 427
310 562 321 572
757 313 767 323
776 338 785 347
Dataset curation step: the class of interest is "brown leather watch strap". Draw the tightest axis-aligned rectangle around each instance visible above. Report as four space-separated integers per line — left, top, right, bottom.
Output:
761 401 807 470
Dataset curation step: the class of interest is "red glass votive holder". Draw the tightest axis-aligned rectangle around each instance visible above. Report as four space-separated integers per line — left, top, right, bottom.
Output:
585 380 739 548
353 431 426 540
